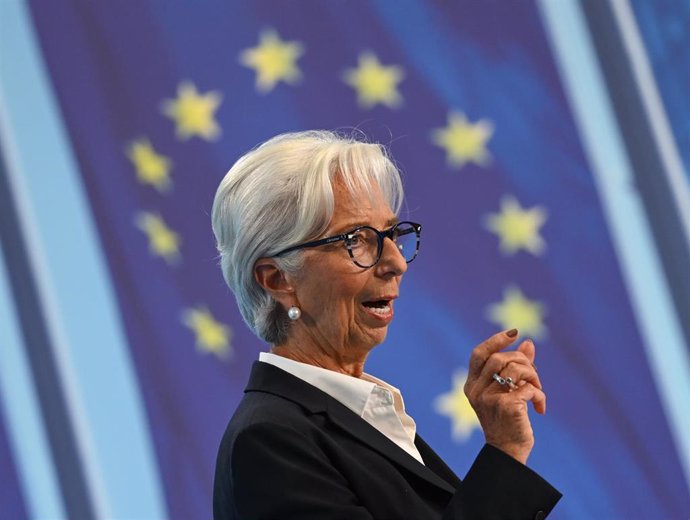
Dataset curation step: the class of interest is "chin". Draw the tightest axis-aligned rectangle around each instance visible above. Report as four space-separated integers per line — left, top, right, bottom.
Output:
367 327 389 348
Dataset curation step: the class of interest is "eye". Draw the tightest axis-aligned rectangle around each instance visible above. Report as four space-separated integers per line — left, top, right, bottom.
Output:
346 230 366 248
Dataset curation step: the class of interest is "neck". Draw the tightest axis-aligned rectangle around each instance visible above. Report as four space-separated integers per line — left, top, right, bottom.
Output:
270 342 368 378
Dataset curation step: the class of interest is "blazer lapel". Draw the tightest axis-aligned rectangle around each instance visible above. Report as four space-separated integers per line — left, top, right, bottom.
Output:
415 434 463 488
325 397 456 494
245 361 456 495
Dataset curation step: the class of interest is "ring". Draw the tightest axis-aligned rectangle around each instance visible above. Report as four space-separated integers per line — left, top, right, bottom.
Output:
492 373 506 385
492 373 518 390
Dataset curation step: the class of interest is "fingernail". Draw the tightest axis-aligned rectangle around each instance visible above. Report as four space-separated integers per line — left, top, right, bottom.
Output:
506 328 518 338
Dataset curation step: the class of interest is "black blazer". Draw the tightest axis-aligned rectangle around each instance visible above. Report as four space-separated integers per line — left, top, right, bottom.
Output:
213 361 561 519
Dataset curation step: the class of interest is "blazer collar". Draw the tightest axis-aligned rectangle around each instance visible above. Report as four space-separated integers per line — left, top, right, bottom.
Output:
245 361 456 495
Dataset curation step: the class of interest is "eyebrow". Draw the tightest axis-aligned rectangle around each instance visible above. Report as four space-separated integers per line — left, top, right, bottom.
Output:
331 217 400 235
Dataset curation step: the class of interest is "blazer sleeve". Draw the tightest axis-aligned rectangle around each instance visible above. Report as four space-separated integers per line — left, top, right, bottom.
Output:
444 444 562 520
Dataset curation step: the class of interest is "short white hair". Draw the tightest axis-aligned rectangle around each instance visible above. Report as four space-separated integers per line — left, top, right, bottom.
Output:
211 130 404 344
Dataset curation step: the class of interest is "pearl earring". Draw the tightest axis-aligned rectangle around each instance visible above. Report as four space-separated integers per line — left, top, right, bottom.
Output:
287 306 301 321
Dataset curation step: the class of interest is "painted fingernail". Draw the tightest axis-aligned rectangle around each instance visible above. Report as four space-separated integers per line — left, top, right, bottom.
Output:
506 328 518 338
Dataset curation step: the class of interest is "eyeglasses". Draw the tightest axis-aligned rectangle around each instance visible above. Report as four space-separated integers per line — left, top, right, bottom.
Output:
273 221 422 268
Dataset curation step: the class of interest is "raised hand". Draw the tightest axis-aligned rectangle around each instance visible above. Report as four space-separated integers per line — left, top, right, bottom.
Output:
464 329 546 464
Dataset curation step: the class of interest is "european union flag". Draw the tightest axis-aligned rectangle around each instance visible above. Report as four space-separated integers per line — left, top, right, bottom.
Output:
1 1 688 518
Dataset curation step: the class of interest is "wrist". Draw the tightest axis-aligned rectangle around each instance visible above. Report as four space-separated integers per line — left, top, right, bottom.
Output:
486 441 531 465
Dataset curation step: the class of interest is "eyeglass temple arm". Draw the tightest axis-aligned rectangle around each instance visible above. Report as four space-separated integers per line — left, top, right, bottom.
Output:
274 233 347 257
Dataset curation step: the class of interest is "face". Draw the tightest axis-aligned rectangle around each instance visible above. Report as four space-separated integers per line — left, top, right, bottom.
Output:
288 180 408 361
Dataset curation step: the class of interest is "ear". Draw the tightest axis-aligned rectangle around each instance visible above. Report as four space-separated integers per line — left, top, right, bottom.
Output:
254 258 295 303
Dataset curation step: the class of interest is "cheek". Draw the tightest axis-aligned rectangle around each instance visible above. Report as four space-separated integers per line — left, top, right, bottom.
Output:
295 256 369 322
328 281 363 316
309 278 364 324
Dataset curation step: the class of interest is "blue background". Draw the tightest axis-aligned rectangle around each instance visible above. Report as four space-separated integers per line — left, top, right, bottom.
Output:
1 1 688 518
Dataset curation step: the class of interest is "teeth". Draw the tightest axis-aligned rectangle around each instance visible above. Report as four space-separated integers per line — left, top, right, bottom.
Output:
368 304 391 315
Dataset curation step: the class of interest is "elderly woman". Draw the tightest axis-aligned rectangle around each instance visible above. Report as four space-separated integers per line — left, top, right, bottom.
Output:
212 131 561 519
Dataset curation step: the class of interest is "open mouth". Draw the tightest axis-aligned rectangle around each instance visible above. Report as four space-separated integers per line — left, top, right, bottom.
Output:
362 299 392 316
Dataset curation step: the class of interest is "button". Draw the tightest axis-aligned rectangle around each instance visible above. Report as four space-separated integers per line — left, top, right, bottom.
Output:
534 511 545 520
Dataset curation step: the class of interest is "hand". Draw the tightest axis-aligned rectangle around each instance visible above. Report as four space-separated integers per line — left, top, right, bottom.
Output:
463 330 546 464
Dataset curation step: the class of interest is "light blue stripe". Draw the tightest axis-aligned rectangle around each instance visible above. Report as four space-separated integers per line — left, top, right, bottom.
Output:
539 0 690 490
0 245 66 520
610 0 690 248
0 0 168 517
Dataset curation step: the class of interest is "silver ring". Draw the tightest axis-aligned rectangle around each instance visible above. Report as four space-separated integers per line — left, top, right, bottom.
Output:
492 373 506 385
505 377 518 390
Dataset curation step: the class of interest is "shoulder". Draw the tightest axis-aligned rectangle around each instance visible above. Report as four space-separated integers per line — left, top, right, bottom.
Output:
213 389 339 500
218 394 293 451
218 387 331 460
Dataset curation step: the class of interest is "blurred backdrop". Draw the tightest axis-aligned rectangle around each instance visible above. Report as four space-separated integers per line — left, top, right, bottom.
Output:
1 1 689 518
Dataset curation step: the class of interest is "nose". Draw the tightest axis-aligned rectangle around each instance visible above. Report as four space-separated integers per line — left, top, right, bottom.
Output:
375 236 408 277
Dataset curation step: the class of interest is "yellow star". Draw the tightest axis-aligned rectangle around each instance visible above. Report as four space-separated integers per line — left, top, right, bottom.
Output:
161 82 222 141
135 212 181 265
239 29 304 93
182 307 232 359
487 286 546 338
433 369 481 441
485 196 548 256
431 112 494 168
125 139 172 192
343 52 404 109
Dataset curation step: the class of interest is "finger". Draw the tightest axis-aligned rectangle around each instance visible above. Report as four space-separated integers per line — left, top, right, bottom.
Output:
472 351 537 394
514 383 547 415
467 329 519 384
481 350 535 375
500 361 542 390
517 338 536 365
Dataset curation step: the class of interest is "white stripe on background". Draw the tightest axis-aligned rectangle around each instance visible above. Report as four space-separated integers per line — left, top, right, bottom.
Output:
0 0 168 517
538 0 690 491
0 243 66 520
611 0 690 247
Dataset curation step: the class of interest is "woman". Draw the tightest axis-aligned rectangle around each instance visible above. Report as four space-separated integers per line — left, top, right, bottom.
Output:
212 131 561 519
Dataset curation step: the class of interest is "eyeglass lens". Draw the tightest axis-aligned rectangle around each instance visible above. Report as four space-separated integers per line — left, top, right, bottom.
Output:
346 223 418 267
392 224 418 262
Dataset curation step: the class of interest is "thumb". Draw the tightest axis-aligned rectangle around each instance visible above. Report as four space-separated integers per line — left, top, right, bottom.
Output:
517 338 536 363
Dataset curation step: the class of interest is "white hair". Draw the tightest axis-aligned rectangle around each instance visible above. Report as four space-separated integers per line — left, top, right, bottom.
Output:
211 130 404 344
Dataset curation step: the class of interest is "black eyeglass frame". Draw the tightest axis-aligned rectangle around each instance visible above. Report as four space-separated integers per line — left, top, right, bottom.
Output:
273 221 422 268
